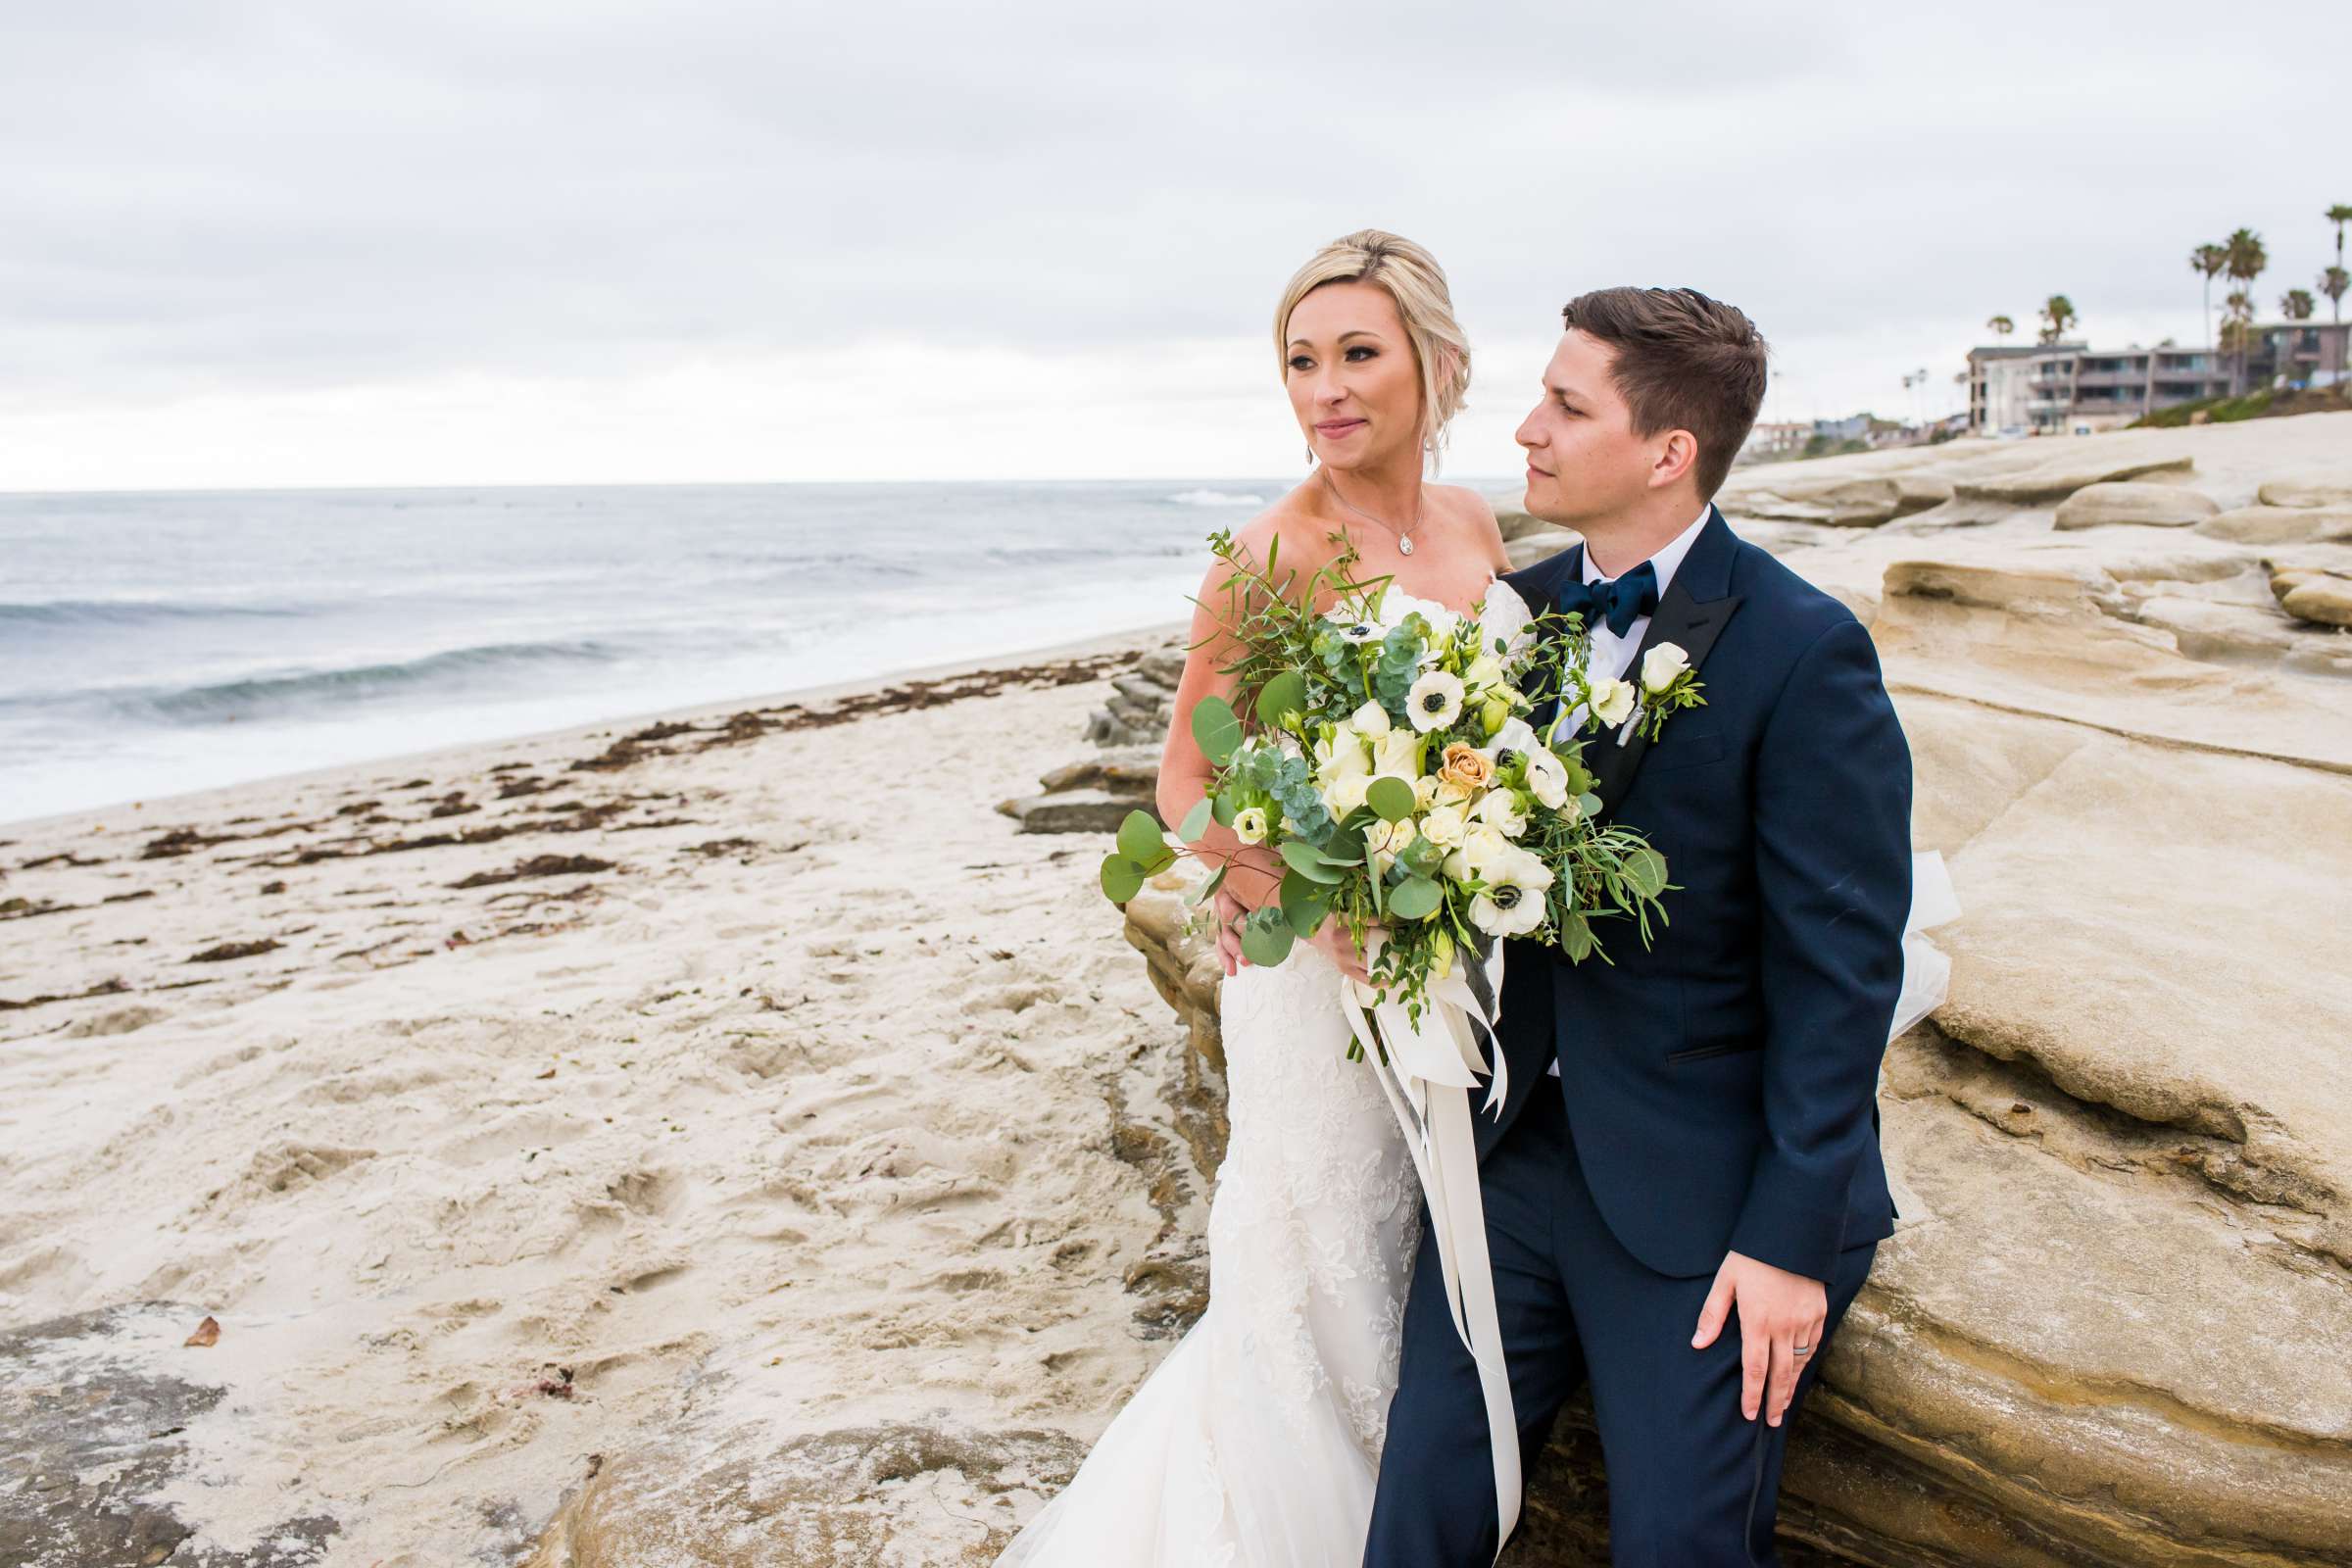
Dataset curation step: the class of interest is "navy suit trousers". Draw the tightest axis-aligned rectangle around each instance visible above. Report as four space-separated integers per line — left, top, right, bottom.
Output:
1362 1082 1880 1568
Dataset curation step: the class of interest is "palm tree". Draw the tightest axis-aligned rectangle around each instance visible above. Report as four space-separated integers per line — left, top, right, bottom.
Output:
2219 289 2256 390
2280 288 2316 321
1986 314 2015 338
2322 266 2350 327
2190 243 2228 353
2037 294 2078 345
2328 204 2352 276
2223 228 2268 391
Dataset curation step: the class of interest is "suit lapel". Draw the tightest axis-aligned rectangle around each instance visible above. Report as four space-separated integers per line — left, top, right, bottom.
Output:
1588 507 1744 824
1499 540 1584 735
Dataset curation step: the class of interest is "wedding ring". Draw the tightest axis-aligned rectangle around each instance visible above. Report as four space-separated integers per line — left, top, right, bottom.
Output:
1792 1343 1812 1355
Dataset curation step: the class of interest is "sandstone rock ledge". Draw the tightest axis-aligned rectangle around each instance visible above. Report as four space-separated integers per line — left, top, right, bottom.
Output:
1125 416 2352 1566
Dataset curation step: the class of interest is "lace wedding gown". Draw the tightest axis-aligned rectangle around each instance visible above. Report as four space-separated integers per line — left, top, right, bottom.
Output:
993 936 1422 1568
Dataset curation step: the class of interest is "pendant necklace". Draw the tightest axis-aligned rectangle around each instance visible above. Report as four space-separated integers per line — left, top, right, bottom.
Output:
1320 467 1422 555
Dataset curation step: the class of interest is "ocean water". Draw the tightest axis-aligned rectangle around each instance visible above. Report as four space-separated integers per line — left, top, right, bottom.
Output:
0 480 1298 827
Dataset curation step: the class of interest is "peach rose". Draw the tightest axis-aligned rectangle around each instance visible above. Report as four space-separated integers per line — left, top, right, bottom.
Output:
1437 742 1494 791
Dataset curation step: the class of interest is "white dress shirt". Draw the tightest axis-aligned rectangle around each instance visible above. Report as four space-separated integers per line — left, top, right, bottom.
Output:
1549 506 1710 1078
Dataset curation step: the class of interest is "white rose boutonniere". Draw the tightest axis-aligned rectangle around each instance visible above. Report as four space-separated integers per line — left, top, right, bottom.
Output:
1630 640 1706 743
1640 642 1690 693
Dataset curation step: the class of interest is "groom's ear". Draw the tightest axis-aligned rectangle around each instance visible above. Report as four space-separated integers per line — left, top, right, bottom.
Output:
1645 427 1701 491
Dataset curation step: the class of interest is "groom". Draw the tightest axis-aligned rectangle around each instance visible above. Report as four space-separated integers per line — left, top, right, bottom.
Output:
1363 288 1914 1566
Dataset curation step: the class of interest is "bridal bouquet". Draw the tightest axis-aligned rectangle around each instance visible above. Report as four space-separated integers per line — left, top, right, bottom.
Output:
1100 527 1683 1040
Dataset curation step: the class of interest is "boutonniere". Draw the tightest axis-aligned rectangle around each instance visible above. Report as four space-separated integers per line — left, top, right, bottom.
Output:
1629 641 1705 742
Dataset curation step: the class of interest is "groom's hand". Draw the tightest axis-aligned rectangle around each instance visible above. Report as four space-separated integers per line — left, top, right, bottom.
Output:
1690 1250 1827 1428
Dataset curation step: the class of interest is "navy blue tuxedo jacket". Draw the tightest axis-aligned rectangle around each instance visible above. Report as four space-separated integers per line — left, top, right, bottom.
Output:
1480 505 1913 1285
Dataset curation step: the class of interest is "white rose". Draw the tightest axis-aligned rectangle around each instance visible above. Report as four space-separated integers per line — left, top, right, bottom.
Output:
1445 823 1513 883
1322 773 1372 817
1365 814 1418 876
1316 728 1371 781
1524 747 1569 809
1371 729 1422 781
1406 670 1466 733
1232 806 1268 844
1463 652 1505 692
1420 804 1469 849
1434 778 1473 808
1476 789 1529 838
1413 773 1442 810
1350 699 1393 737
1590 678 1637 729
1640 642 1690 694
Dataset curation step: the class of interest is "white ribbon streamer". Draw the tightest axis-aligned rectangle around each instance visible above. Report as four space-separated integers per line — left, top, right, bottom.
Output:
1339 933 1520 1561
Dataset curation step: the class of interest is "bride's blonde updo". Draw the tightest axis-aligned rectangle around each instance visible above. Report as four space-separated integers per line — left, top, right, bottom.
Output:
1273 228 1472 468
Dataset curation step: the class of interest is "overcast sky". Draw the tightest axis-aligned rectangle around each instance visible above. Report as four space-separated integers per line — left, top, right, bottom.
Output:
0 0 2339 490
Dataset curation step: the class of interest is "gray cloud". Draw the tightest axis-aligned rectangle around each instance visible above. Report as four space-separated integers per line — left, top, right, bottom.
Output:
0 0 2340 456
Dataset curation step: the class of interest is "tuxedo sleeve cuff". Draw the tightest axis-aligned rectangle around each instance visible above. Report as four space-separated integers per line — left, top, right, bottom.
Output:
1725 1152 1847 1287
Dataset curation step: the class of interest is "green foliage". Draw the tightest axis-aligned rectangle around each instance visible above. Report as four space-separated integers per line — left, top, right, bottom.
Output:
1191 694 1243 764
1365 775 1416 822
1240 906 1296 967
1255 669 1307 730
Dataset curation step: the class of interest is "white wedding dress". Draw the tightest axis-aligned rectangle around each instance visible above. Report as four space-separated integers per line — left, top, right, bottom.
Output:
994 852 1959 1567
993 935 1422 1568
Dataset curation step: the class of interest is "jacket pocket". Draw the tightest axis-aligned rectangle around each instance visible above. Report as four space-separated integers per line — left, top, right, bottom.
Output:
1664 1039 1763 1064
1645 729 1727 772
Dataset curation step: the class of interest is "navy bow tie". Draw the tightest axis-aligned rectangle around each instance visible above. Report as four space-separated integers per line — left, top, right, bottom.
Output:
1554 558 1659 637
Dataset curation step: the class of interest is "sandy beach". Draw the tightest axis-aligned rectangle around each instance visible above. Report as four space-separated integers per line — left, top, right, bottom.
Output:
9 413 2352 1568
1 622 1215 1565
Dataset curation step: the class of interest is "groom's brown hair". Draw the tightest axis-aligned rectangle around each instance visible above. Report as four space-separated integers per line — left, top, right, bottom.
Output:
1561 286 1768 501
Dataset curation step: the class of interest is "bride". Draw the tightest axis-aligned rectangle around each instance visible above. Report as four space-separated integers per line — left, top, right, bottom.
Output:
991 229 1501 1566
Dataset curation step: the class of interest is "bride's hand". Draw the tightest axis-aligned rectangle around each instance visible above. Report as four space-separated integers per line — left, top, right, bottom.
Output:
1211 887 1250 977
1305 915 1387 988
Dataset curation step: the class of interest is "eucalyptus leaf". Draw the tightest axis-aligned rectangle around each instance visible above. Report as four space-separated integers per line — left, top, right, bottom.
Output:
1388 876 1443 920
1101 854 1145 905
1365 775 1416 822
1241 908 1297 967
1625 847 1668 901
1192 695 1243 764
1255 670 1308 730
1279 868 1332 938
1190 861 1229 905
1561 910 1595 961
1178 796 1213 841
1115 810 1166 867
1278 839 1344 884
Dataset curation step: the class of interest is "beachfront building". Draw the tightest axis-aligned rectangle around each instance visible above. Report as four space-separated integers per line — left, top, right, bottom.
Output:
2241 319 2350 389
1966 340 2230 437
1740 420 1812 461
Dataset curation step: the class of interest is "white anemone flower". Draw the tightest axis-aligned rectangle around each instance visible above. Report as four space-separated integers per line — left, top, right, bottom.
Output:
1524 747 1570 809
1590 678 1638 729
1406 670 1466 732
1482 716 1542 773
1469 847 1554 938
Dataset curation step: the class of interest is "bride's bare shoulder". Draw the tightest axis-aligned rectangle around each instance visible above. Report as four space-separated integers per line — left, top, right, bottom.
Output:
1214 483 1346 585
1430 483 1510 570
